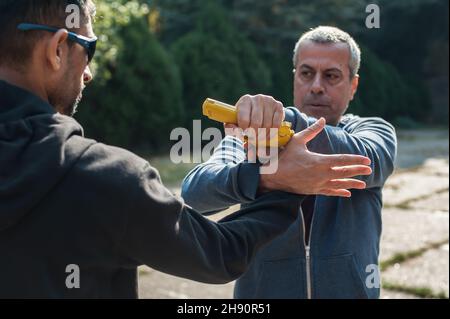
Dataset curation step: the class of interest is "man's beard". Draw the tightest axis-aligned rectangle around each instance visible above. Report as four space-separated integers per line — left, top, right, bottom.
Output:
70 91 83 116
49 73 84 117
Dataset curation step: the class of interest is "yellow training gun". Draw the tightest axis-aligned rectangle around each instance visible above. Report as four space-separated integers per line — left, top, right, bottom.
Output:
202 98 294 147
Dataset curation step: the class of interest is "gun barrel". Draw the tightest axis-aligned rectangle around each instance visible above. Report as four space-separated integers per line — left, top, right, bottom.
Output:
202 98 238 124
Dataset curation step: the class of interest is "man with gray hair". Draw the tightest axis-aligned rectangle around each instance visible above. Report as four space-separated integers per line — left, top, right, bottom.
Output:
0 0 373 298
293 26 361 78
182 26 397 299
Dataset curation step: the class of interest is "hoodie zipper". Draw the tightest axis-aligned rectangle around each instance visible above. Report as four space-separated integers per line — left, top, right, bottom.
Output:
300 204 316 299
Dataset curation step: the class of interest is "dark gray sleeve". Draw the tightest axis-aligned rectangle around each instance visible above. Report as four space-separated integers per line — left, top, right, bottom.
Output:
118 162 301 284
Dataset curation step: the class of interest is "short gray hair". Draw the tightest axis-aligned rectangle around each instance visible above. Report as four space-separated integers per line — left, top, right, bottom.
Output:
293 26 361 79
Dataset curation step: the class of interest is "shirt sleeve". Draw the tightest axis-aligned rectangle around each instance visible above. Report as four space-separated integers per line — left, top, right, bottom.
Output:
181 136 261 214
117 161 302 284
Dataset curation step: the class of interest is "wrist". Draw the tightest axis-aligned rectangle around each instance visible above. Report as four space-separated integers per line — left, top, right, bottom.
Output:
258 168 276 193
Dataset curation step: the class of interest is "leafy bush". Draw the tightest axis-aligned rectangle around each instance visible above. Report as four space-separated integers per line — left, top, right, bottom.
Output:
349 46 430 122
170 1 271 125
77 0 183 150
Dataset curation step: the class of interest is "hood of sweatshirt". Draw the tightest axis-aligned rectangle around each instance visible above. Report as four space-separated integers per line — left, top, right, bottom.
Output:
0 79 93 232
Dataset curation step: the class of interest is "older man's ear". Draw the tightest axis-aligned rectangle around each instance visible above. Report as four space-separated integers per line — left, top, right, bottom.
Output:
350 74 360 101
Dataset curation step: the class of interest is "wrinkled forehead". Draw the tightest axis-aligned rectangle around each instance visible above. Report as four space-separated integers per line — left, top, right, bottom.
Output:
296 41 351 73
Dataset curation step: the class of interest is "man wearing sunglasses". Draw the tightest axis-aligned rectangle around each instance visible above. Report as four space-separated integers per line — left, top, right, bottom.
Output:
17 23 97 64
6 16 97 118
0 1 373 298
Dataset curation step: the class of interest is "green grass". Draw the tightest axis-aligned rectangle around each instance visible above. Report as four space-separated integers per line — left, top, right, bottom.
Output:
383 187 450 210
380 239 449 299
382 282 448 299
380 239 449 272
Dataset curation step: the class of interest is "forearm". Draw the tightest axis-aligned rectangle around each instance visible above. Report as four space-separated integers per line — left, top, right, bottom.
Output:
121 166 302 284
171 192 302 284
181 136 261 214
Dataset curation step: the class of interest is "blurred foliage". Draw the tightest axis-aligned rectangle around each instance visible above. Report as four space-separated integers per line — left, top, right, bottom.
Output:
170 1 271 124
75 0 448 152
77 0 183 150
349 46 430 124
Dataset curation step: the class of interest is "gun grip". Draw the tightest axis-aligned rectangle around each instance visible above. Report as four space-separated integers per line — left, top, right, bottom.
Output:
202 98 294 147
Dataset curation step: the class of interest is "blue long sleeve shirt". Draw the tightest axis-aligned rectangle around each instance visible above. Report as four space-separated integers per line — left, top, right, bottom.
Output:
182 107 397 299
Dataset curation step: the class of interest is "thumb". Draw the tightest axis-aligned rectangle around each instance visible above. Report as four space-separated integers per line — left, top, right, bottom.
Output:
295 117 326 144
224 123 239 130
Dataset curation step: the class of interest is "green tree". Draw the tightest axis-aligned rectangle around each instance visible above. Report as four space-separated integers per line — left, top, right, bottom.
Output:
349 46 430 124
170 1 271 125
77 0 184 150
361 0 449 124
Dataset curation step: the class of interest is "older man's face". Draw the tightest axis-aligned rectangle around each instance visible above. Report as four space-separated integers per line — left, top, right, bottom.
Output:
293 41 359 126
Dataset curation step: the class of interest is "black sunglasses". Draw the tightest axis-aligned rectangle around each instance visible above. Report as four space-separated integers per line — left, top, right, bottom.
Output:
17 23 97 63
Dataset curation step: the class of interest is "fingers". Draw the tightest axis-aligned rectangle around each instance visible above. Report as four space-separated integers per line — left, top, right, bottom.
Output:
330 165 373 179
295 118 326 144
263 100 274 129
224 123 246 141
249 98 263 131
271 101 285 128
236 95 252 130
324 179 367 190
235 95 284 134
321 153 372 166
319 189 352 198
318 178 367 198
